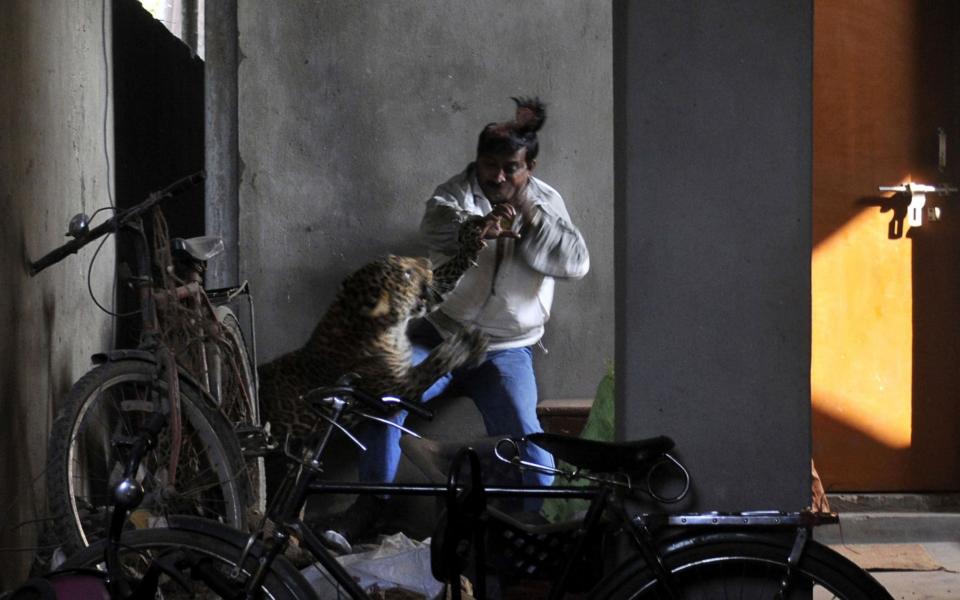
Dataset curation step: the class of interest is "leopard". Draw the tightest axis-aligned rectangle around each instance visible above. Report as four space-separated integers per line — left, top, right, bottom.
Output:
257 217 489 444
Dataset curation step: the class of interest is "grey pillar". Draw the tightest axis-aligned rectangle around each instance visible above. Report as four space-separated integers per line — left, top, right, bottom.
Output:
180 0 199 56
614 1 812 511
204 0 239 288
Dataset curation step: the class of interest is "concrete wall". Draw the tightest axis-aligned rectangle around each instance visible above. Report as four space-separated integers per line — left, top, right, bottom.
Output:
238 0 614 403
615 1 812 511
0 1 115 585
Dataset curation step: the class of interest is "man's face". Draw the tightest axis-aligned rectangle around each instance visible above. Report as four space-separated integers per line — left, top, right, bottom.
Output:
476 148 533 204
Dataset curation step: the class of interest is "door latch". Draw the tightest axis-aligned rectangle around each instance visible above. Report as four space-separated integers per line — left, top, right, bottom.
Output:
878 183 957 227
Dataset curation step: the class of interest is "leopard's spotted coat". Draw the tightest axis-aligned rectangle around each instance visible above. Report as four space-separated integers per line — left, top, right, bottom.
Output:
258 219 487 441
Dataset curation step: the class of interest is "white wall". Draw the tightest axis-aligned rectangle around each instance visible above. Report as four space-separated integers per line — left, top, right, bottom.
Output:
238 0 614 402
0 0 115 585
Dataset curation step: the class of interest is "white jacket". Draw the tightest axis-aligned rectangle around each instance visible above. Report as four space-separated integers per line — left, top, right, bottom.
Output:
420 165 590 350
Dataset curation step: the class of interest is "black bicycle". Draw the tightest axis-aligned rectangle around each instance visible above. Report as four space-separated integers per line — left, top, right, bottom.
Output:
31 172 263 555
55 380 893 599
10 407 272 599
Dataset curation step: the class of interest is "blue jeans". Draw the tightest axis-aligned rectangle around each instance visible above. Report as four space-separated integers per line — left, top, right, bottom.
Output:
357 322 555 495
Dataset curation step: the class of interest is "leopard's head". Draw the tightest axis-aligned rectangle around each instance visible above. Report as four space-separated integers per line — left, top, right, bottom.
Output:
337 255 436 325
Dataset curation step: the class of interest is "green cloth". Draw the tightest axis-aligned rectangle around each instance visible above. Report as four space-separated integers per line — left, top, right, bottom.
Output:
539 365 614 523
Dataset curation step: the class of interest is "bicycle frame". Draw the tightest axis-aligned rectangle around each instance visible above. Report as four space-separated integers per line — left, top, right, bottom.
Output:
234 388 842 600
243 476 600 598
231 394 615 599
57 377 863 600
33 172 261 552
249 473 835 600
154 268 251 410
113 213 195 484
103 411 168 598
111 205 259 488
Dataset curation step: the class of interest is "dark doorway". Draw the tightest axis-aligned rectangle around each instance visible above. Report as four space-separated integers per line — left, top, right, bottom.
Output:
112 0 205 347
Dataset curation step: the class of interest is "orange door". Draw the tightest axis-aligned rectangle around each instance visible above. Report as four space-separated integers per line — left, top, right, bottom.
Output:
813 0 960 491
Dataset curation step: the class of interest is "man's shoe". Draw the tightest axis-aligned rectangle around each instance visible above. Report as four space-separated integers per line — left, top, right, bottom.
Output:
310 495 391 552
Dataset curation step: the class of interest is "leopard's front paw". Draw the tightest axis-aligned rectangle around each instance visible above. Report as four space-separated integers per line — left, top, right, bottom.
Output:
458 217 487 255
434 327 489 371
454 327 489 368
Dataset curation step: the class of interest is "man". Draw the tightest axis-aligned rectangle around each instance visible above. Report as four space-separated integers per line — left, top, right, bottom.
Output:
328 97 590 543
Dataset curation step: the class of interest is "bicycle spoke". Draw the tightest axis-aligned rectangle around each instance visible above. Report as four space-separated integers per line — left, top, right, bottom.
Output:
63 526 313 599
50 362 246 550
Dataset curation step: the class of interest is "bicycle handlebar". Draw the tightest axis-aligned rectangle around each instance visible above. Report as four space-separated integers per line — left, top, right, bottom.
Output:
29 213 118 276
304 384 434 421
29 170 205 276
380 394 434 421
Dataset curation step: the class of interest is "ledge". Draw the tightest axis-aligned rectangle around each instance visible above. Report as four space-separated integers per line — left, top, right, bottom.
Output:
536 398 594 436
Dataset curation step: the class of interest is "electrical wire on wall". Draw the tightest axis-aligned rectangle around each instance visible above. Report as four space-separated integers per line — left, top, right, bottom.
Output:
102 0 113 210
101 0 122 343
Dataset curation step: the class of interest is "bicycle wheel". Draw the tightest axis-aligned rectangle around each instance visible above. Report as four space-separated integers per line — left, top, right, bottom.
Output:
214 305 267 513
591 531 893 599
60 520 315 599
212 305 257 426
47 359 248 553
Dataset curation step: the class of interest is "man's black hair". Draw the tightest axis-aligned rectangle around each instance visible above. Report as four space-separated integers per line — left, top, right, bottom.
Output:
476 96 547 165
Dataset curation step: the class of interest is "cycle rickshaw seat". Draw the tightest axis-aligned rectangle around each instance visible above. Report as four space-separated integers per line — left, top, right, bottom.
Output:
525 432 675 473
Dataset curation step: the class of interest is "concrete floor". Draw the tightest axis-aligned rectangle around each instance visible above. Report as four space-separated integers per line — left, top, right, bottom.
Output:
817 497 960 599
867 542 960 600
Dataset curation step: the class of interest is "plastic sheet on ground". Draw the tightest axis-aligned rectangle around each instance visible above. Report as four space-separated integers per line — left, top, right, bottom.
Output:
302 532 443 599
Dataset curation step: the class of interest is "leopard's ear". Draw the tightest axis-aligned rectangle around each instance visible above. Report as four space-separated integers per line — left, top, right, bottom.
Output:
368 290 392 317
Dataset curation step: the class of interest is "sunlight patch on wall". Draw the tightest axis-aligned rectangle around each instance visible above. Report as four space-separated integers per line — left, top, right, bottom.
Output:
137 0 203 58
139 0 166 20
812 207 912 449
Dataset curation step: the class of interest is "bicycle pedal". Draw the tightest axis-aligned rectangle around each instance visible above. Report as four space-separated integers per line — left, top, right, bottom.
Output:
235 426 277 457
111 434 139 449
309 528 351 555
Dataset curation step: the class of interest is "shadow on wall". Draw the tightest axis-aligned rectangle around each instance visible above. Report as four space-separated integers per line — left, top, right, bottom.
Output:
0 220 31 582
909 219 960 490
0 219 71 581
813 403 909 492
856 194 916 241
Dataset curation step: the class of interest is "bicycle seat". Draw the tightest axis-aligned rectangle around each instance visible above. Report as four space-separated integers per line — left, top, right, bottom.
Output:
171 236 225 261
526 432 674 473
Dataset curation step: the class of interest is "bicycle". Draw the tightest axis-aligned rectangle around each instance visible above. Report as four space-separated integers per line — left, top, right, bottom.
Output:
9 402 284 598
56 380 893 599
30 172 265 555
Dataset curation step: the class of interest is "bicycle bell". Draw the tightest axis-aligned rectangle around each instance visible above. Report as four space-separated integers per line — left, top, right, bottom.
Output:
67 213 90 238
112 477 144 509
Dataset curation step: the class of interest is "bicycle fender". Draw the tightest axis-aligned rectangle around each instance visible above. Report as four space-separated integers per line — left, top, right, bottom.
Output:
653 529 795 558
152 516 319 598
90 351 222 411
164 515 254 549
91 349 157 365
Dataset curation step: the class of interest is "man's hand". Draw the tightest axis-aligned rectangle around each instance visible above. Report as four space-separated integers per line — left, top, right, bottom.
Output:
479 203 522 241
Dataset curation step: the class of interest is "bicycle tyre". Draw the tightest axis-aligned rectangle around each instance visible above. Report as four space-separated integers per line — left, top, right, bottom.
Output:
60 520 315 599
212 305 257 425
590 530 893 599
46 359 248 553
215 305 267 513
